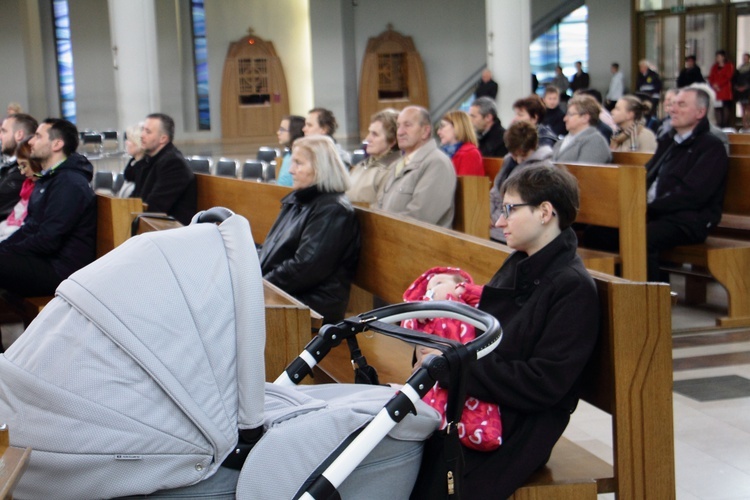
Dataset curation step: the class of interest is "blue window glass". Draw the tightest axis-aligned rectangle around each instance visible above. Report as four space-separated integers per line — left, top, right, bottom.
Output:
52 0 76 123
191 0 211 130
531 6 589 96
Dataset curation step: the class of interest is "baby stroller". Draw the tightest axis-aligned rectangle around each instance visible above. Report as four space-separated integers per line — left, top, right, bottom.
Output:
0 208 501 499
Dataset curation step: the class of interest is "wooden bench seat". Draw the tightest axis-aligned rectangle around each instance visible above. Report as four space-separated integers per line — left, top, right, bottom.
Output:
0 425 31 500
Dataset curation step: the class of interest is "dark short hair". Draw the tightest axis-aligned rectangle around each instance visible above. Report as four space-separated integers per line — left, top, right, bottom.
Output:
686 55 697 62
309 107 337 136
513 95 546 122
470 96 498 121
503 121 538 154
43 118 79 156
147 113 175 142
501 163 580 230
612 62 620 70
8 113 38 138
284 115 306 147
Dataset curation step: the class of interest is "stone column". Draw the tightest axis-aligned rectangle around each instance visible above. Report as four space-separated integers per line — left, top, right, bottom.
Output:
107 0 161 131
485 0 531 127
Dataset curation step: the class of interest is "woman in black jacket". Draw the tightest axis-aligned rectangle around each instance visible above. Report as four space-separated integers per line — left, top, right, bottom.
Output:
417 164 599 497
259 135 360 324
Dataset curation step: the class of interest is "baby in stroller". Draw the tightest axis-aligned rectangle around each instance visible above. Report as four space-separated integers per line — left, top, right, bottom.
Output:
402 267 502 452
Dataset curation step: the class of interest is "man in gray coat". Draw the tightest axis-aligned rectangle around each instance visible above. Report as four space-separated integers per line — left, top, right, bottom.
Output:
376 106 456 228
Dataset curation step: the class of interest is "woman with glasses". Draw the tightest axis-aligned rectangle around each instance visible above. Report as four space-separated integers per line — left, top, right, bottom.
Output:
0 137 42 241
468 164 598 496
551 94 611 163
276 115 305 187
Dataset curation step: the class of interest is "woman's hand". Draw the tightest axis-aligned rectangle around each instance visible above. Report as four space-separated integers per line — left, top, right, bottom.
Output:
413 346 442 372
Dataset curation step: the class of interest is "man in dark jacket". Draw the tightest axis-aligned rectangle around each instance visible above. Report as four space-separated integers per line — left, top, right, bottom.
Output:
677 55 705 88
645 87 728 281
469 97 508 157
0 113 38 219
138 113 196 225
0 118 97 297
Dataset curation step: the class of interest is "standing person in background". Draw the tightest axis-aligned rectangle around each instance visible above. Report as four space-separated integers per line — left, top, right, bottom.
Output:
437 110 484 176
475 69 499 100
347 109 400 205
276 115 305 187
636 59 663 112
708 50 735 128
551 66 569 102
569 61 589 95
677 55 705 88
605 62 624 111
734 53 750 130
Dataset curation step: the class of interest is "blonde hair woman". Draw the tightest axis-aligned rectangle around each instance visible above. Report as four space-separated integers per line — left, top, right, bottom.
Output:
259 135 360 323
437 110 484 176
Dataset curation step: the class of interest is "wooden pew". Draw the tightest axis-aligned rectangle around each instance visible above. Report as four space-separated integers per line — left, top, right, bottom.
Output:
0 424 32 499
0 195 145 328
454 175 490 239
313 208 675 499
133 212 322 381
557 162 648 281
730 143 750 156
483 156 503 183
728 132 750 144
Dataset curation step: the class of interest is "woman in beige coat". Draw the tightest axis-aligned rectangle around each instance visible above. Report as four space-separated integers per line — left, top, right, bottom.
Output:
346 109 400 205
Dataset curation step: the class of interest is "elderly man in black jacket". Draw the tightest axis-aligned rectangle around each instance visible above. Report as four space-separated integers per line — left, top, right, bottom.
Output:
138 113 196 225
645 87 728 281
0 118 97 297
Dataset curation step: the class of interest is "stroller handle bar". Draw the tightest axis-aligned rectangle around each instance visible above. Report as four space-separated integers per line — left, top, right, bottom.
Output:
191 206 235 225
275 301 502 387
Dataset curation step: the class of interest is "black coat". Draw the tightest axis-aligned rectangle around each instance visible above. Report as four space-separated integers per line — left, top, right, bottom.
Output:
461 228 600 498
478 120 508 158
569 71 589 93
140 143 196 225
646 116 728 239
677 65 705 88
0 161 25 220
0 153 97 280
259 186 361 323
541 106 566 137
475 79 499 100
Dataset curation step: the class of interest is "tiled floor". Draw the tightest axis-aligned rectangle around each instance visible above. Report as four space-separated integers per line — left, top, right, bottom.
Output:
564 276 750 499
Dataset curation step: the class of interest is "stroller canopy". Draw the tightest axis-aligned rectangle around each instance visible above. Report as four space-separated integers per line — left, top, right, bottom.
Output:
0 213 266 499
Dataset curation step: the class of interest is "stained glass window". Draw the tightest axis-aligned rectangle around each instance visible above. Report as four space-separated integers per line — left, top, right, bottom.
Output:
52 0 76 123
191 0 211 130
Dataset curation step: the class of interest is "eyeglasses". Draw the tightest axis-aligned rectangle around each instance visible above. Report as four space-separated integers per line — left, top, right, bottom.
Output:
499 203 533 219
565 111 583 117
278 127 289 133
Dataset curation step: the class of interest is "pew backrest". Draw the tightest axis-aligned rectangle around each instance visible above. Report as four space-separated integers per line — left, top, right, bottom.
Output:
96 194 145 257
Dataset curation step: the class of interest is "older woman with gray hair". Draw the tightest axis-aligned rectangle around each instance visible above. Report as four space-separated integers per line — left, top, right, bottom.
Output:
259 135 361 323
121 123 146 198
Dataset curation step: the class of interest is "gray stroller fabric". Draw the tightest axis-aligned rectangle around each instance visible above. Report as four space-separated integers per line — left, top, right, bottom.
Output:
0 214 266 499
237 383 440 499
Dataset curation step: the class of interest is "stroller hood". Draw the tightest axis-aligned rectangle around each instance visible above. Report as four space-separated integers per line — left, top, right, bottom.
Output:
0 213 266 499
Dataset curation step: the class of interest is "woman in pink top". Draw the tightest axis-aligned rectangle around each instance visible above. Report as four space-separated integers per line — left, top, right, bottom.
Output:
437 110 484 176
0 137 42 242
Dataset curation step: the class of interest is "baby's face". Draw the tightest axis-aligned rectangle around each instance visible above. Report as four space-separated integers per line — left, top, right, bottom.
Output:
426 273 460 301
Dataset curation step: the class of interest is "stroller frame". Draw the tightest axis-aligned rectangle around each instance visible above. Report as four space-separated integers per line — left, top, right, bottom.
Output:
275 301 502 500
